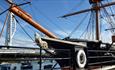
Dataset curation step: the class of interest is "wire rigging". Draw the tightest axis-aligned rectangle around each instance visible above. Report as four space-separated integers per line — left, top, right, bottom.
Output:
67 12 89 37
91 15 94 39
29 5 61 37
87 11 94 40
99 10 103 40
107 0 115 23
0 12 9 40
66 1 85 14
79 11 93 39
0 6 3 12
29 5 60 37
13 38 35 43
31 3 69 36
101 2 114 33
14 16 34 41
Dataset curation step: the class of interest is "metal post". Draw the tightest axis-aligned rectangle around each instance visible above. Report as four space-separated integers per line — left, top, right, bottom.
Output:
39 46 42 70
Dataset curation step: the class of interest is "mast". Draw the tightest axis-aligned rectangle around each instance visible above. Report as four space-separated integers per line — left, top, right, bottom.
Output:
95 5 99 40
62 0 115 41
91 0 101 40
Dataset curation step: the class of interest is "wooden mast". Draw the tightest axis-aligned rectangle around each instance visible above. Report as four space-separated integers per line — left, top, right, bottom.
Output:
61 0 115 40
95 4 99 40
93 0 100 40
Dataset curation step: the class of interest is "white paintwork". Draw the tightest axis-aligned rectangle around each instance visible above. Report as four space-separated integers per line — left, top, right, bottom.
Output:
37 37 86 47
77 49 87 68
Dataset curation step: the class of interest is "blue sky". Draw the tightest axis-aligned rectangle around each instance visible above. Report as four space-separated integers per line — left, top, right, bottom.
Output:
0 0 115 46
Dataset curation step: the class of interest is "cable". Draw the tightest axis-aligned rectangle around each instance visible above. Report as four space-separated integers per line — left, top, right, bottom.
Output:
92 11 95 40
100 2 114 33
29 5 61 37
99 10 102 41
31 4 69 36
0 12 9 40
87 10 95 40
66 1 85 14
29 4 62 37
13 38 35 43
107 1 115 25
68 12 89 37
0 6 3 12
79 12 92 39
14 17 34 41
14 18 42 49
99 1 115 41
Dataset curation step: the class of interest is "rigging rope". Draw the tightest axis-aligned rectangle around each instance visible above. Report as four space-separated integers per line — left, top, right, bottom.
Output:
91 19 95 40
28 5 49 37
101 5 114 33
14 17 34 41
29 5 61 37
13 38 35 43
79 12 92 39
99 10 102 40
99 1 115 41
107 0 115 25
66 1 85 14
15 16 55 55
31 4 69 36
0 6 2 13
67 12 89 37
0 12 9 40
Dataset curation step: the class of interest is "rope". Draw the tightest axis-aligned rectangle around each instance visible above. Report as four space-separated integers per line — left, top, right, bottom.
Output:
14 17 34 41
31 4 69 36
68 12 89 37
79 12 92 39
66 1 85 14
29 5 61 37
104 9 114 32
100 2 114 33
0 12 9 39
99 10 102 41
107 0 115 24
